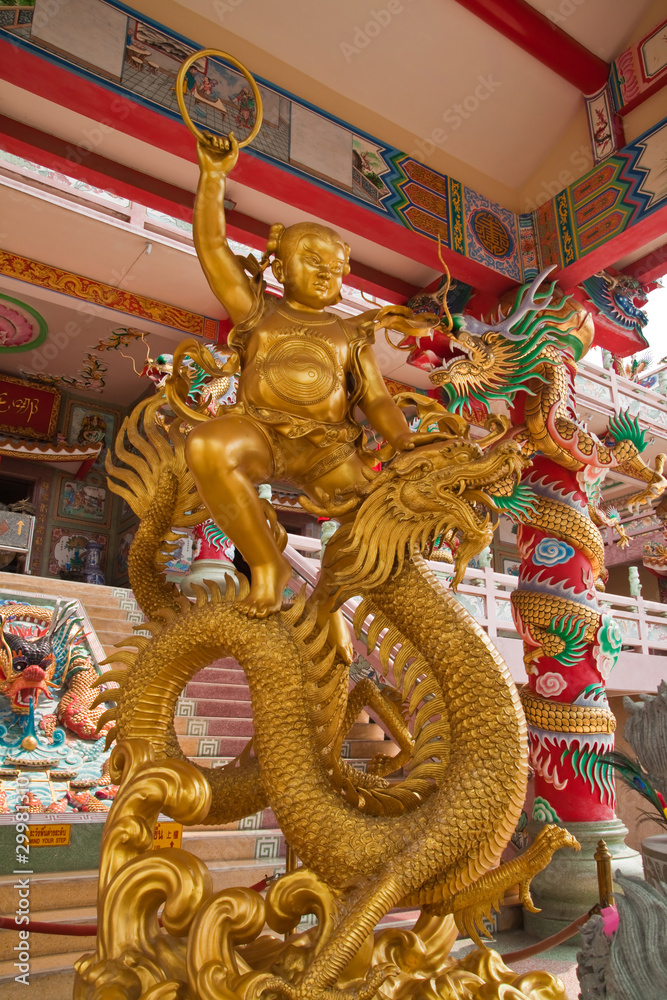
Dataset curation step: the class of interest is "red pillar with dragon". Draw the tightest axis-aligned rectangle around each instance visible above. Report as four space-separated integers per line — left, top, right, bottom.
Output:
405 268 665 930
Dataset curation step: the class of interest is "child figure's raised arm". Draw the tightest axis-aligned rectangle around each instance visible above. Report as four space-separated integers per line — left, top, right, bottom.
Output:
194 134 256 325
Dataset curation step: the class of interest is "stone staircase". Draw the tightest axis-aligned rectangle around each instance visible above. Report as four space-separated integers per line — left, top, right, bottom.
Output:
0 813 420 999
0 816 289 999
0 572 144 660
175 655 400 770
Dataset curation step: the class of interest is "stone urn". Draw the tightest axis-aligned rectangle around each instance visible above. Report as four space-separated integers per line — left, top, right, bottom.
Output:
641 833 667 886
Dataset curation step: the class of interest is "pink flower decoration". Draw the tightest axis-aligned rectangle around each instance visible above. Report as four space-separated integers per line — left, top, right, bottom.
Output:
535 671 567 699
600 905 619 936
0 303 36 348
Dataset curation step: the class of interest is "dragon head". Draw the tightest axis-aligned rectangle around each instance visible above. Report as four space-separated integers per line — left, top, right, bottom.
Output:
0 620 58 714
426 269 595 416
320 436 530 595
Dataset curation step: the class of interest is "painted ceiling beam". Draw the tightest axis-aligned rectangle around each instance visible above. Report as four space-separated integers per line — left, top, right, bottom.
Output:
451 0 609 94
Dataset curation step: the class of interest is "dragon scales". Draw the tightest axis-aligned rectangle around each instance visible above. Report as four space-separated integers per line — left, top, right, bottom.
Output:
71 397 580 999
422 270 667 911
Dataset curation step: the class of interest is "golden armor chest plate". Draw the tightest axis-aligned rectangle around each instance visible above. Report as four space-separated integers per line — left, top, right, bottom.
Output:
256 328 344 407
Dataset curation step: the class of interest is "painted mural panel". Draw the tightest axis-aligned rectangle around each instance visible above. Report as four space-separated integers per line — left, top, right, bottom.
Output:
55 473 111 528
31 0 127 82
65 399 118 467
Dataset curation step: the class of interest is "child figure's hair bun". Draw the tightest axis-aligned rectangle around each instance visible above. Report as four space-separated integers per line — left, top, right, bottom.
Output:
266 223 285 256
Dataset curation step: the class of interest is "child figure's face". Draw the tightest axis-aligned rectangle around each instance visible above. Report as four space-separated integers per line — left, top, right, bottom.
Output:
274 233 347 310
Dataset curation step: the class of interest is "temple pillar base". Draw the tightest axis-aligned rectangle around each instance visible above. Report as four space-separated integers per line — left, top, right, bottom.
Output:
523 818 643 938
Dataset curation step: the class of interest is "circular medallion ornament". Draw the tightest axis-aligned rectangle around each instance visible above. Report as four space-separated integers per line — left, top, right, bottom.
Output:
0 293 48 352
470 210 513 259
260 334 341 406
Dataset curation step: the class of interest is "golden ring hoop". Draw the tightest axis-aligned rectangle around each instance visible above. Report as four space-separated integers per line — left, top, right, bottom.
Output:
176 49 263 148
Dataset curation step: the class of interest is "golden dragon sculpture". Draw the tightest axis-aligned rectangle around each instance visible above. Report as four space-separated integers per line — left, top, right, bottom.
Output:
73 391 577 1000
75 49 576 998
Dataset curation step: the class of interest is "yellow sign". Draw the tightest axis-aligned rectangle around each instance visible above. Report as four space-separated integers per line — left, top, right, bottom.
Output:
28 824 71 848
152 821 183 850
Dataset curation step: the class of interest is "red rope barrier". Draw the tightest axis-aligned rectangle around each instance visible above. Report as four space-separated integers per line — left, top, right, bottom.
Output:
0 876 270 936
501 911 592 963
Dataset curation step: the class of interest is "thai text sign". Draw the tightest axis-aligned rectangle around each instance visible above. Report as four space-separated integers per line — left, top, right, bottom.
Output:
152 821 183 849
28 824 71 847
0 374 60 439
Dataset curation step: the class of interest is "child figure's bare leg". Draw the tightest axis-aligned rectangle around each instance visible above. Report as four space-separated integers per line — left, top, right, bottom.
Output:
185 415 291 617
302 452 372 663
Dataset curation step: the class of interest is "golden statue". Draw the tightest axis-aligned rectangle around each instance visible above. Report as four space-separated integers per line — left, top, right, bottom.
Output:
75 50 580 1000
174 128 456 666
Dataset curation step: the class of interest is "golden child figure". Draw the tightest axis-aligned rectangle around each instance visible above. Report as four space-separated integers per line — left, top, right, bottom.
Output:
184 133 441 637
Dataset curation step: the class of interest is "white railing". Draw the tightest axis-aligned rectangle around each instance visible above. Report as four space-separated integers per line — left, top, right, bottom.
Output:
576 360 667 444
285 534 667 658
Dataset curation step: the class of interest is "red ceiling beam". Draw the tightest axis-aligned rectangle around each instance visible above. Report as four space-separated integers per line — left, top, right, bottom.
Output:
452 0 609 94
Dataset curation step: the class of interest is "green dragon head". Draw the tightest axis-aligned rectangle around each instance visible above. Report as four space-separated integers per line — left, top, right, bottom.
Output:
429 269 595 415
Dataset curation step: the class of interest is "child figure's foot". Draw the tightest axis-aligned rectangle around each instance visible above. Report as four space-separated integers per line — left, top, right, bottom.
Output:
240 556 292 618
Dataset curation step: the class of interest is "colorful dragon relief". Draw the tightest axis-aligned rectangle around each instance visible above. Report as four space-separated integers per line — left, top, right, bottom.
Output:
578 270 649 356
415 270 667 827
0 599 117 814
72 327 581 995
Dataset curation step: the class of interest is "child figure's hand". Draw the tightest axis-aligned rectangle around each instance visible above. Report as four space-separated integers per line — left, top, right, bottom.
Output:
197 131 239 175
393 430 458 451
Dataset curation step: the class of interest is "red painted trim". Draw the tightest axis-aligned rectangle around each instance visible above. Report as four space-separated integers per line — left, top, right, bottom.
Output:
0 36 513 297
0 116 420 304
452 0 608 94
623 243 667 285
557 205 667 290
0 112 194 219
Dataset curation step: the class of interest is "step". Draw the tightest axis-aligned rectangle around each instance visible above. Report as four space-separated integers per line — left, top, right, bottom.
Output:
179 718 254 739
174 710 255 736
186 681 253 701
343 739 400 759
184 829 285 863
0 869 99 914
192 664 246 683
346 722 385 740
189 689 253 710
96 629 140 647
177 735 252 757
0 911 96 962
0 573 126 601
0 951 82 1000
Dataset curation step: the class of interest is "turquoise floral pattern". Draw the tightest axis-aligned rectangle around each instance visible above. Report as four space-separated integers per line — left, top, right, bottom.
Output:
594 613 623 679
533 538 575 567
532 796 562 824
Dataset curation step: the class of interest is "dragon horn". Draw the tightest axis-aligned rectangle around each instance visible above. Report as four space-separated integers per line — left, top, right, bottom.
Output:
461 266 558 341
44 599 63 641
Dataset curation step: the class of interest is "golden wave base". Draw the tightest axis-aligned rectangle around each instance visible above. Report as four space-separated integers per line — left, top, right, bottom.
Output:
74 740 567 1000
